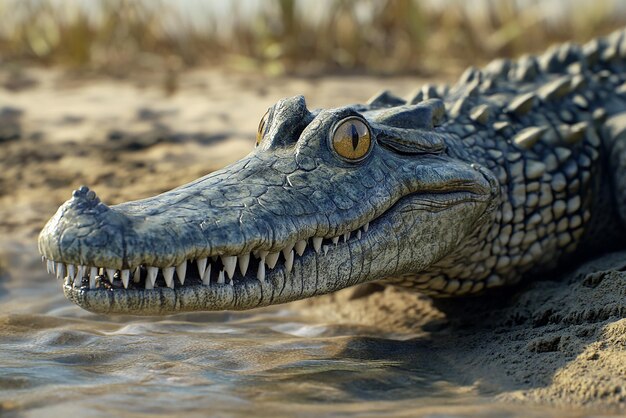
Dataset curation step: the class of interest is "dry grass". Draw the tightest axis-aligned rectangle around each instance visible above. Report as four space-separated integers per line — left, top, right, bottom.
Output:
0 0 625 77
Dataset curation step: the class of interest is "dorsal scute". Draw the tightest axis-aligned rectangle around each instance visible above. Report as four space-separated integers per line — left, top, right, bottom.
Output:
451 28 626 99
406 83 449 105
513 55 540 81
371 99 446 130
539 42 584 74
366 90 406 109
459 66 482 84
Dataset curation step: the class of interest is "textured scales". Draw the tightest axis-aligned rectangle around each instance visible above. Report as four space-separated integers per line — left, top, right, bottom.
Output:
39 30 626 314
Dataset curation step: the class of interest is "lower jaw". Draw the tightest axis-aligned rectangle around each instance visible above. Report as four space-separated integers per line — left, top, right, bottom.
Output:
64 279 272 315
63 262 339 315
63 274 297 315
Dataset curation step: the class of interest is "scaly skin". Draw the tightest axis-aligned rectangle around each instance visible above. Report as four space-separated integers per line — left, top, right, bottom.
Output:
39 30 626 315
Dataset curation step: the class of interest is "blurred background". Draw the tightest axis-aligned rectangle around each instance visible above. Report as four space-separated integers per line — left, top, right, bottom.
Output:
1 0 626 237
1 0 626 80
2 0 626 237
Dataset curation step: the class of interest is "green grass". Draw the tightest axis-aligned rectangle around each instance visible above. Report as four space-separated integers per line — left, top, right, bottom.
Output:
0 0 625 77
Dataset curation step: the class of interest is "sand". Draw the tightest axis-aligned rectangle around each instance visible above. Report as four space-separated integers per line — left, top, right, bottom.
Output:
0 67 624 412
302 252 625 409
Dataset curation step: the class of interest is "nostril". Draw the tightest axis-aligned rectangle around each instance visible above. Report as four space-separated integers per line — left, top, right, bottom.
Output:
74 185 98 201
70 185 104 211
72 185 90 198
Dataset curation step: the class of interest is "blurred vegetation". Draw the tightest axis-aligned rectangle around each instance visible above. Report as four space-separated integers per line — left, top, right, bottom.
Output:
0 0 624 78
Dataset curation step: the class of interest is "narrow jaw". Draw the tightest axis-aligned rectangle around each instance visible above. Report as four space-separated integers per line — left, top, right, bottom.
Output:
41 184 493 315
43 222 372 315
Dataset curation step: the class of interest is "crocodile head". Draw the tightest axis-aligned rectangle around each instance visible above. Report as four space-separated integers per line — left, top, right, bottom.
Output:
39 95 499 314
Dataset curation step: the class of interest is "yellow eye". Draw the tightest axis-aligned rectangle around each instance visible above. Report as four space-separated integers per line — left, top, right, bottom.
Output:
330 117 372 161
256 110 269 147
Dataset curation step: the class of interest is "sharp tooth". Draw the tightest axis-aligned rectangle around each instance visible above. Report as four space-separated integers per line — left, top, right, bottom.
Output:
75 265 85 286
284 249 294 273
196 258 207 277
356 230 362 239
106 268 116 284
121 269 130 288
89 267 98 288
238 253 250 276
266 252 279 269
363 222 369 232
323 245 329 256
202 263 212 285
163 267 175 288
133 266 141 283
343 232 350 242
46 260 54 274
41 256 45 263
332 237 339 245
74 270 81 284
67 264 76 280
221 255 237 279
312 237 322 253
257 262 265 282
295 240 307 256
217 270 225 284
176 261 187 285
282 243 294 258
146 267 158 289
258 253 266 282
56 263 65 280
258 250 268 259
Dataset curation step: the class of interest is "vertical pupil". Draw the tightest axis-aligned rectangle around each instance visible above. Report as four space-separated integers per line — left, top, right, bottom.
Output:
350 124 359 150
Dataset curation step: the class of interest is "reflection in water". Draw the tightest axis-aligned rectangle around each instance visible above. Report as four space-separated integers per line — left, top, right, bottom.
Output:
0 242 568 417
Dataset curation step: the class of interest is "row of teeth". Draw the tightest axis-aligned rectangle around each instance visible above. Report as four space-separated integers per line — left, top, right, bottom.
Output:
43 222 369 290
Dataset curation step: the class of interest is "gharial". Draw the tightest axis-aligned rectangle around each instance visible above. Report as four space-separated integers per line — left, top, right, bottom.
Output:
39 29 626 315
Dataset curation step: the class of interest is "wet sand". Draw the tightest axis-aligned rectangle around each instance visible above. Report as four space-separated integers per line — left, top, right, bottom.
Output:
0 67 624 416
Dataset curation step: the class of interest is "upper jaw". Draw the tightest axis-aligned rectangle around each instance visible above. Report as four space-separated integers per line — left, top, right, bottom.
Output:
38 170 377 272
43 212 372 293
38 148 493 273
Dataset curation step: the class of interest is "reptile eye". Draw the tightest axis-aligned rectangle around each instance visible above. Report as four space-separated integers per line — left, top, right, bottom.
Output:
330 117 372 161
256 110 269 147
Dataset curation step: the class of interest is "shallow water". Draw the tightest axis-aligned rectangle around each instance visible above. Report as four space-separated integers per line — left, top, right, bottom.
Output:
0 240 605 417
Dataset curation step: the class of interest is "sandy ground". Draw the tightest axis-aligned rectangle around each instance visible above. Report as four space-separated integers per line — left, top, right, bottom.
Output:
303 252 626 410
0 67 624 412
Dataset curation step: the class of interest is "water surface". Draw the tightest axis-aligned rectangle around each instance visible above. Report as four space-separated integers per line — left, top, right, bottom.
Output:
0 241 600 417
